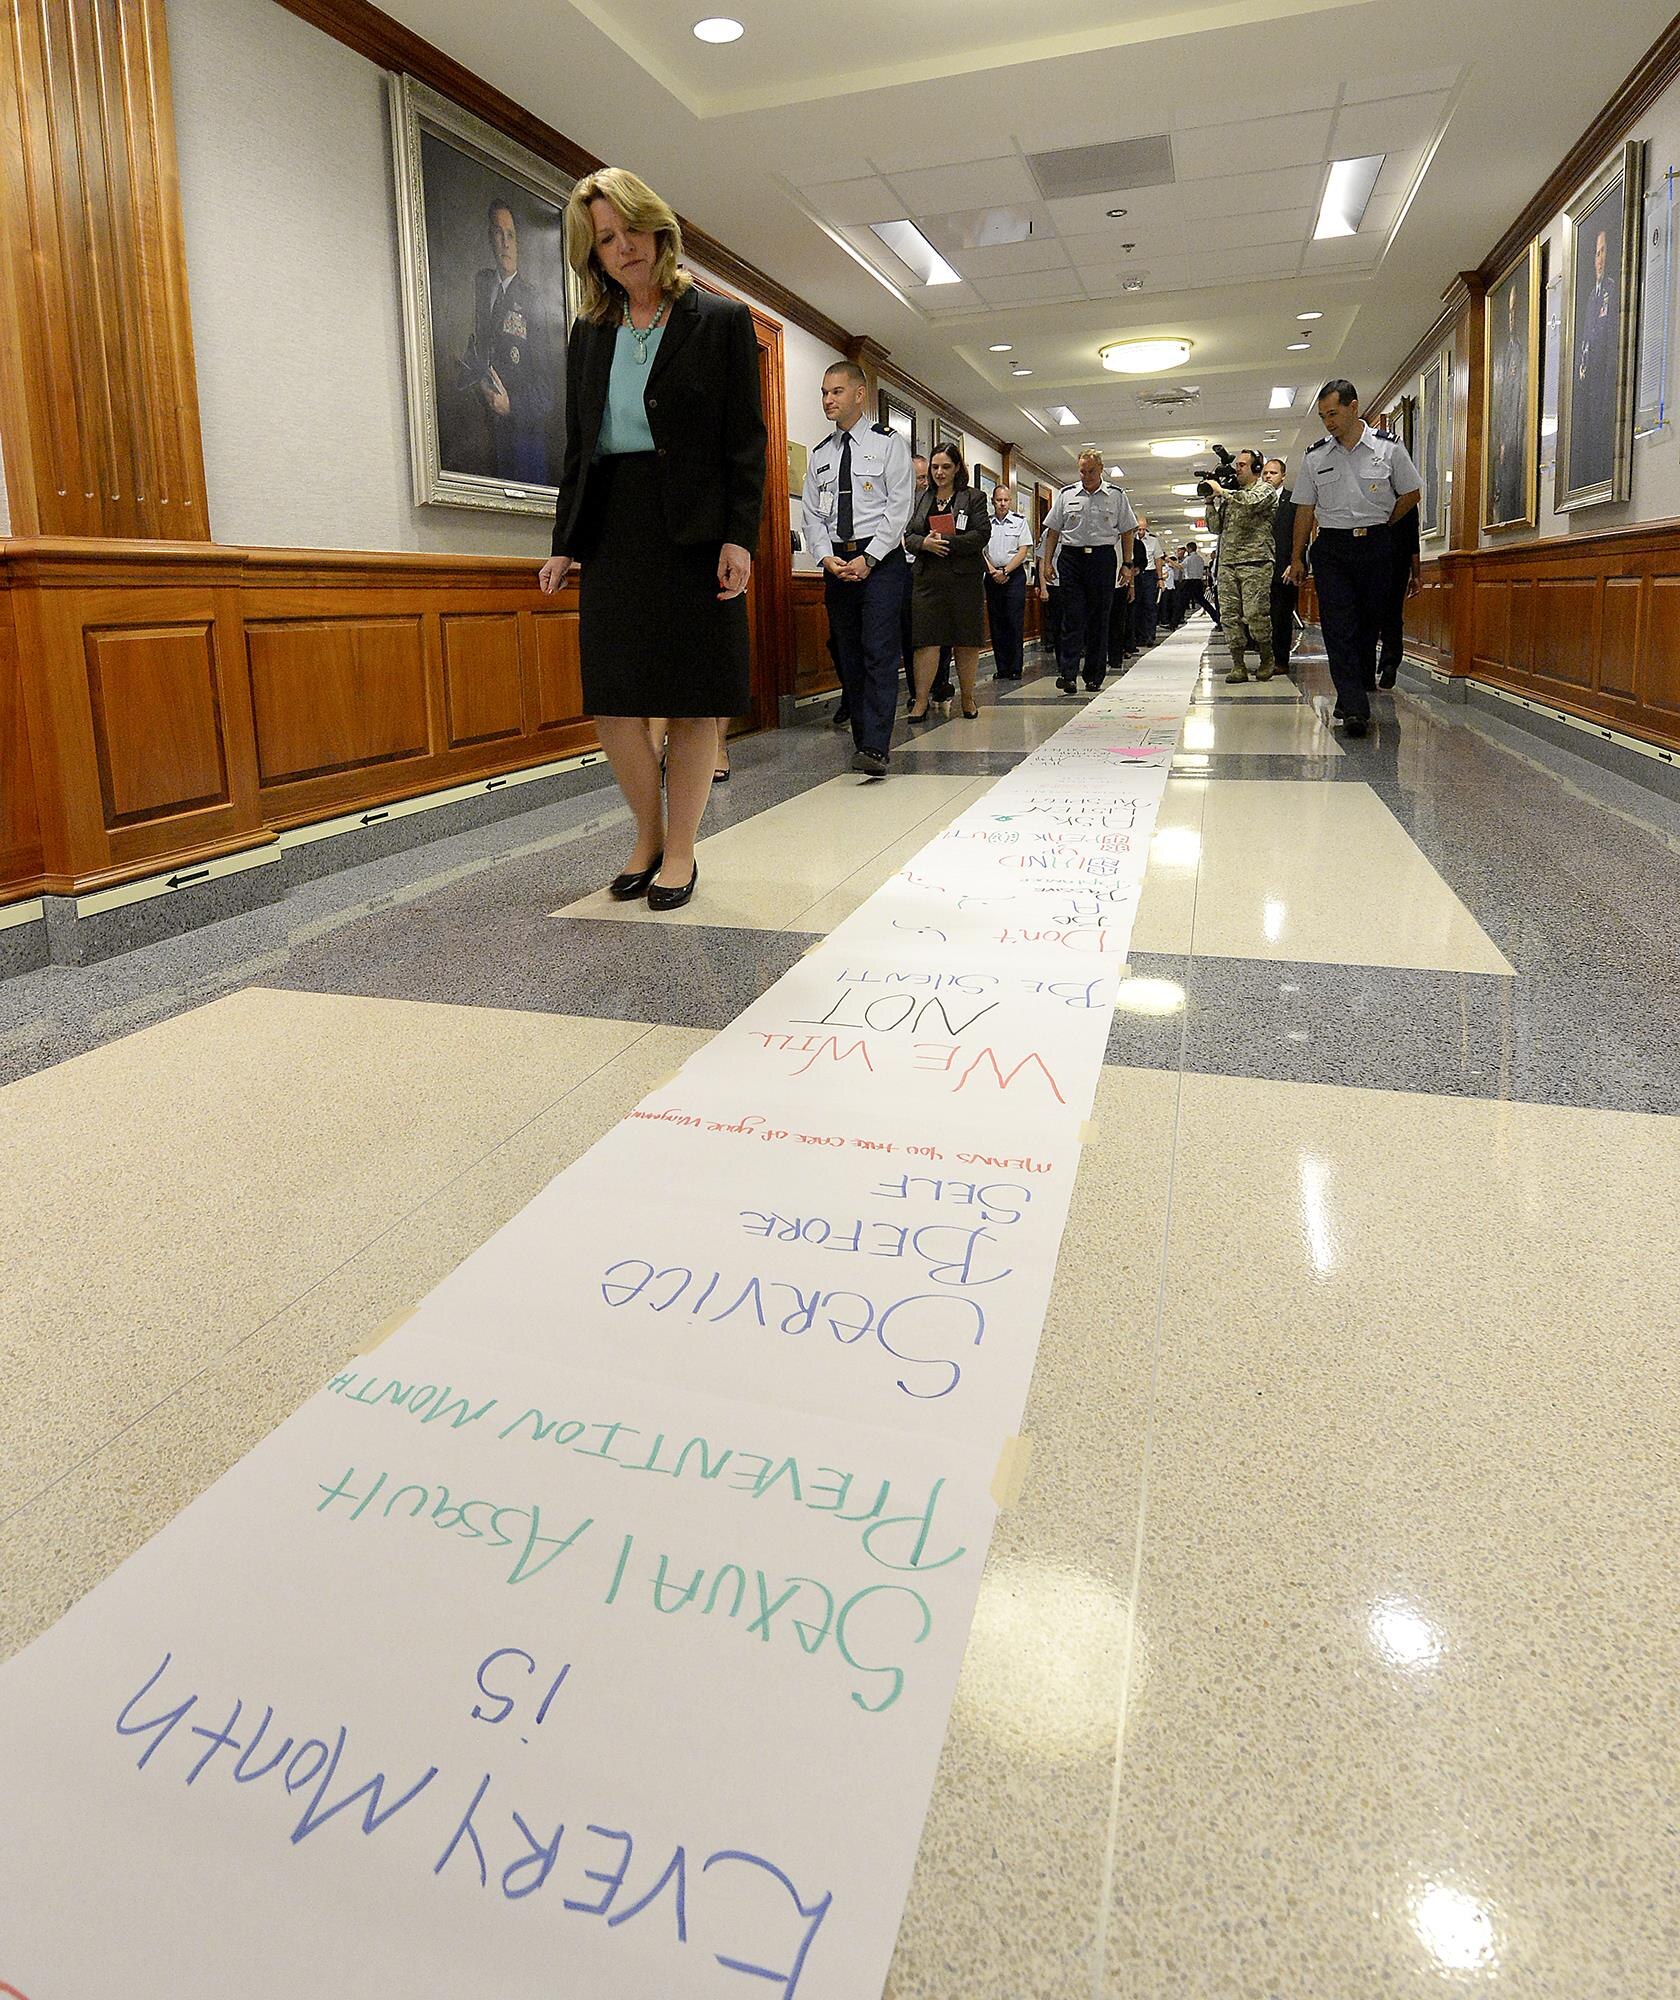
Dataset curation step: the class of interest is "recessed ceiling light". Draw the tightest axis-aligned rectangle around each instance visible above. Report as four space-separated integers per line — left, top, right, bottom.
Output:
1048 405 1080 427
1314 155 1384 240
1100 337 1193 374
1263 431 1280 440
1106 207 1129 218
869 219 961 286
1297 310 1323 321
1122 278 1146 292
1011 365 1033 376
1269 386 1297 410
1170 482 1201 497
989 342 1013 352
692 15 744 41
1182 505 1205 518
1150 437 1207 458
1287 338 1311 351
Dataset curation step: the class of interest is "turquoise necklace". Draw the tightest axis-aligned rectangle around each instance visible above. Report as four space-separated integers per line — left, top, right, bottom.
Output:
623 296 669 365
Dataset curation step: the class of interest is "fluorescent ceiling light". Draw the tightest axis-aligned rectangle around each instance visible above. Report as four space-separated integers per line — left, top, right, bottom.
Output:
1314 155 1384 240
1269 386 1297 410
1182 505 1205 517
692 16 744 40
989 342 1013 352
1100 337 1193 374
1170 482 1201 497
1020 410 1050 434
1297 309 1323 321
869 219 962 286
1150 437 1206 458
1048 405 1080 427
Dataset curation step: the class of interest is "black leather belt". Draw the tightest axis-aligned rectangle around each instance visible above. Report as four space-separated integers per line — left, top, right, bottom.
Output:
1317 524 1390 539
833 537 871 556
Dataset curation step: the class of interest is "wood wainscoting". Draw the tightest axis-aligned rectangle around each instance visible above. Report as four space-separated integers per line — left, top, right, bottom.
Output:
792 572 839 701
1404 526 1680 752
2 540 601 903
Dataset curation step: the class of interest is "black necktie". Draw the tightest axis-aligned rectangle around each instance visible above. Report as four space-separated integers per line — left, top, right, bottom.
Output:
837 432 854 542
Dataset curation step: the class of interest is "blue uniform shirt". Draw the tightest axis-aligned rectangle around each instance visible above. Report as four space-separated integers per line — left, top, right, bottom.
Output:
1043 479 1139 548
1290 423 1421 528
801 421 915 564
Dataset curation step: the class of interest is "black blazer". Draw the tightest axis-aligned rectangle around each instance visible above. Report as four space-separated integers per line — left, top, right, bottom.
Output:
904 484 989 573
551 284 767 558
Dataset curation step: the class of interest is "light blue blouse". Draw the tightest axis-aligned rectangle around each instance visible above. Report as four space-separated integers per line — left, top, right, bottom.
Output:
595 323 665 457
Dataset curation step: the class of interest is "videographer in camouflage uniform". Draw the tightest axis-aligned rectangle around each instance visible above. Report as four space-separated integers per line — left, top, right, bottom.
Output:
1200 448 1282 683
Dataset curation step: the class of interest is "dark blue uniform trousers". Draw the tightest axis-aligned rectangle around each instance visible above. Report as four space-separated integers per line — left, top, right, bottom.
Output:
1135 567 1159 644
825 548 906 757
1311 526 1390 723
1057 544 1118 687
984 569 1027 676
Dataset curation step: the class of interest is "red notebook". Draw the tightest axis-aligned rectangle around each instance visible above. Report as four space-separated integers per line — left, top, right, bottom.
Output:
927 511 956 536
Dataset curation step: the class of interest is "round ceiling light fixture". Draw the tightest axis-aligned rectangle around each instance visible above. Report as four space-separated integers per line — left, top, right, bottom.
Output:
1287 338 1311 351
1011 365 1033 376
1296 309 1323 321
989 342 1013 352
1170 482 1202 497
1150 437 1207 458
1100 337 1193 375
1106 207 1129 218
692 16 745 41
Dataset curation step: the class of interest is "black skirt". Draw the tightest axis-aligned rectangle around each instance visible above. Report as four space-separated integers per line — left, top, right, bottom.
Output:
577 452 750 717
912 553 987 649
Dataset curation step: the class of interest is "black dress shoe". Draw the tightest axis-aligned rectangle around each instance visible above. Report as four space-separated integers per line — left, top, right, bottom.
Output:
647 863 699 911
1343 716 1369 738
1056 677 1077 693
830 705 850 726
851 747 889 777
609 854 662 901
1377 667 1397 688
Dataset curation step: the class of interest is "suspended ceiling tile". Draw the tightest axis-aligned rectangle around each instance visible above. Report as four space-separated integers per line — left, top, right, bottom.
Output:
973 269 1088 305
948 235 1074 280
1172 83 1339 128
1044 185 1186 234
1342 65 1463 102
1173 109 1336 180
802 175 907 226
1194 208 1315 253
1328 91 1452 159
888 154 1041 214
1179 163 1325 217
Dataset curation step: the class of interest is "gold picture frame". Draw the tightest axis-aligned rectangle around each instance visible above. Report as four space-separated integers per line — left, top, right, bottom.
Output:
1482 239 1542 531
1555 139 1645 511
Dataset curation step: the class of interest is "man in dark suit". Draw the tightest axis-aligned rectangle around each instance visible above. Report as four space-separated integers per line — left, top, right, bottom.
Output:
460 198 554 485
1263 457 1299 672
1572 222 1619 492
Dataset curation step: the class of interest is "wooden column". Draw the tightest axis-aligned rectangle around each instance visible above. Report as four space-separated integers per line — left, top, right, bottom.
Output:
0 0 210 539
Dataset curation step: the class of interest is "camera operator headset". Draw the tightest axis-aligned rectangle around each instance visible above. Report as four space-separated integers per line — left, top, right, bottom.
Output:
1198 445 1282 683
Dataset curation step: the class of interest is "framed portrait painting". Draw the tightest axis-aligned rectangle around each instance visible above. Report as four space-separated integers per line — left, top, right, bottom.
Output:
879 390 917 456
389 75 574 517
1482 241 1541 530
1417 349 1448 542
973 463 998 502
1556 140 1645 511
932 414 963 456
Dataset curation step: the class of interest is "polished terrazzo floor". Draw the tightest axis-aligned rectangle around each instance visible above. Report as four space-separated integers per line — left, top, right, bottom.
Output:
3 622 1678 1996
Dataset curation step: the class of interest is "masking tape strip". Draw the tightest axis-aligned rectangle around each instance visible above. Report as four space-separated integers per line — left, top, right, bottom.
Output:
358 1307 417 1356
989 1434 1033 1512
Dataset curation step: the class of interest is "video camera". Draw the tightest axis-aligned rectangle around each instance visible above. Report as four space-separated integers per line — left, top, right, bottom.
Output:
1195 444 1241 498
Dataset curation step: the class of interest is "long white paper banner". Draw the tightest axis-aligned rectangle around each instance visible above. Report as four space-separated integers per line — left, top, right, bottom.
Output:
0 646 1201 2000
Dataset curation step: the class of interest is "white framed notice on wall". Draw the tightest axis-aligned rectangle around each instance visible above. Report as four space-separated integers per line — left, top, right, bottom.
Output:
1635 168 1674 436
1540 267 1563 476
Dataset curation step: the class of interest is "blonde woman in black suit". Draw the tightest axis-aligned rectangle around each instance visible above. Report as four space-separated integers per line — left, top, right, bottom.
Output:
538 168 766 910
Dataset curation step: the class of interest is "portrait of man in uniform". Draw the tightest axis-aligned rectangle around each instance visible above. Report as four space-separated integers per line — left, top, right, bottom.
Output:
1487 261 1534 526
390 78 572 516
1557 141 1643 511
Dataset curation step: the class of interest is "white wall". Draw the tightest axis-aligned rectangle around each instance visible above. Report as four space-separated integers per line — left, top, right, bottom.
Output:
166 0 855 563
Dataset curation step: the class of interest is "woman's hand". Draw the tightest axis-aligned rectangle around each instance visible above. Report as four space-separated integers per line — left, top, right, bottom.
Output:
717 542 753 600
923 532 950 557
538 555 576 593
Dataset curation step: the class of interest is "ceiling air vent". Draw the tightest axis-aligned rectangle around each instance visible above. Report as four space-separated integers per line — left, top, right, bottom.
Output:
1138 386 1201 408
1026 135 1175 201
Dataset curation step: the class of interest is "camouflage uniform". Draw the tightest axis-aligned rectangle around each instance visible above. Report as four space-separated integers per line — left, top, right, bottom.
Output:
1205 480 1282 678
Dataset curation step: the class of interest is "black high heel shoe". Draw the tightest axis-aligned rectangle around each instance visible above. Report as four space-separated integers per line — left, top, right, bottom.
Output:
609 853 663 900
647 863 699 912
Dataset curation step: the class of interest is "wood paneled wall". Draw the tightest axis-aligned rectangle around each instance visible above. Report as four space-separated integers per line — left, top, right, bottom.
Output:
0 0 209 539
1402 530 1680 750
1 541 602 900
792 573 838 700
